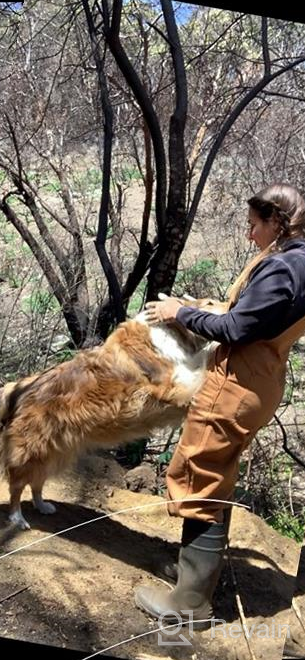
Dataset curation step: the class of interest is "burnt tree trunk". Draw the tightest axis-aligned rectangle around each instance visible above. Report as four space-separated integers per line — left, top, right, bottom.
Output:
146 0 188 299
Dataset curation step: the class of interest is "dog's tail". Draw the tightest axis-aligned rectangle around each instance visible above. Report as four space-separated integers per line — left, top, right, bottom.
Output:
0 381 19 474
0 381 19 429
0 370 42 431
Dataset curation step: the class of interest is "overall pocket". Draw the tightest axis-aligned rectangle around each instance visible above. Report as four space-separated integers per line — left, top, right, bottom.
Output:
166 445 191 499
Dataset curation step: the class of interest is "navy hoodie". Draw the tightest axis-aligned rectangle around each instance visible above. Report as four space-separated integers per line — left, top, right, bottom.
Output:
176 239 305 345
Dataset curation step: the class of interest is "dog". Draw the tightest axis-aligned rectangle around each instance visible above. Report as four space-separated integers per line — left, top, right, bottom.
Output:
0 296 225 530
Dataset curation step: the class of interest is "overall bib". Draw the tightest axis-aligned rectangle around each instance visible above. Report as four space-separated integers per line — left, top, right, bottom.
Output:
167 315 305 522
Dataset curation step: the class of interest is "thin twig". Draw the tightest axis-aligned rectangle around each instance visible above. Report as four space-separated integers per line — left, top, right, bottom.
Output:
292 597 305 633
288 468 294 516
227 549 258 660
245 443 253 492
274 413 305 469
0 586 29 605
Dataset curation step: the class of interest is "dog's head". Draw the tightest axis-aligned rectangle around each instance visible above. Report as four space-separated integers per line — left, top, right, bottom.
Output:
179 295 227 315
158 292 227 315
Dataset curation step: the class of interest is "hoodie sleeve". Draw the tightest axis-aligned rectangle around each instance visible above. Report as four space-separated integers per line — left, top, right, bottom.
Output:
176 257 295 344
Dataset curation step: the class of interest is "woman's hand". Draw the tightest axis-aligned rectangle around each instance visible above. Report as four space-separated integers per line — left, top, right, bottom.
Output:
144 297 183 325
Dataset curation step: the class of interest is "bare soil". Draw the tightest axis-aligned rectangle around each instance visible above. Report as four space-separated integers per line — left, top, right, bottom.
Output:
0 453 304 660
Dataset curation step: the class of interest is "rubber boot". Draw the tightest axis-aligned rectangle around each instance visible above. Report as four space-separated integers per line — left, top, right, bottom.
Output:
151 508 231 585
135 516 228 627
151 558 178 584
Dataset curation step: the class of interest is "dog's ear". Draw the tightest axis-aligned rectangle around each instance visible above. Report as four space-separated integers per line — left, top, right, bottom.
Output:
156 292 227 315
179 296 227 315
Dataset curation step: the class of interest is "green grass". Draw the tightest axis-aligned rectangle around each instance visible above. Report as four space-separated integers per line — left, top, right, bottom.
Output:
21 291 60 315
174 257 218 295
127 281 146 316
290 352 303 372
52 348 77 363
72 168 102 196
268 509 305 542
41 179 62 193
119 166 142 184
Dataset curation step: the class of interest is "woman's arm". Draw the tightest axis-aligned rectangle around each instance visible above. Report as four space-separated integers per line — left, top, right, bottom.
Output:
175 258 295 344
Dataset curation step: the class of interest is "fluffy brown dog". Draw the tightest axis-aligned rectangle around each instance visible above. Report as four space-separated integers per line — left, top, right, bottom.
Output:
0 297 224 529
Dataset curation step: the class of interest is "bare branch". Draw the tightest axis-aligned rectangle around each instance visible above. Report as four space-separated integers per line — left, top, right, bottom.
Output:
186 54 305 236
106 0 167 234
81 0 125 327
261 16 271 77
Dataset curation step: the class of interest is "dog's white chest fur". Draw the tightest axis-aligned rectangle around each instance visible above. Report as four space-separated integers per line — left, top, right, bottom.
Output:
136 312 212 394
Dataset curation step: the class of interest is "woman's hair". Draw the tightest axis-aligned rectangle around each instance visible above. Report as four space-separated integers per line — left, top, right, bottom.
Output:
228 183 305 307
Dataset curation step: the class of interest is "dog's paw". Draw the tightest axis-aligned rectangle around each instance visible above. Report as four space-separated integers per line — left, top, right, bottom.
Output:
9 511 31 531
33 499 56 515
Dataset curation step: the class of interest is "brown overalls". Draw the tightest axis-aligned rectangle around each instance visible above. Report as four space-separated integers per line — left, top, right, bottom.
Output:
167 315 305 523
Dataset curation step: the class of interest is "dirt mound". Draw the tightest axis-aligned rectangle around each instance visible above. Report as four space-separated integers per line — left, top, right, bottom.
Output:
0 453 303 660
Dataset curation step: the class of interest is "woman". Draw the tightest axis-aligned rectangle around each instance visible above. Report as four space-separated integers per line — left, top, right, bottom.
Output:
134 183 305 625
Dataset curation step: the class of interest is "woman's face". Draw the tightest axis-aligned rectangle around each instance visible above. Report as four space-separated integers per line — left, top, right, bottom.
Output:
247 208 280 250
